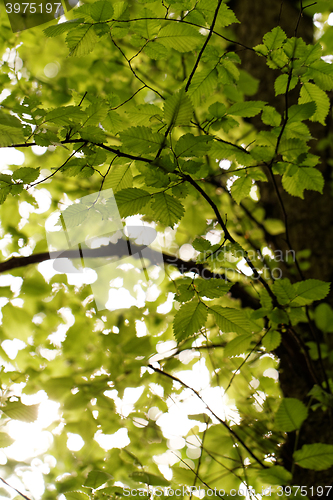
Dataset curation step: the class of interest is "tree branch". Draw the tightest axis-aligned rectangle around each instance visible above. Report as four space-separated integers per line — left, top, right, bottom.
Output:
185 0 224 92
8 139 153 165
148 363 268 469
183 173 279 307
0 243 260 310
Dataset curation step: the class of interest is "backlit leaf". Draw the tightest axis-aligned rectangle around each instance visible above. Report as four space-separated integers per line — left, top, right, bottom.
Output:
210 306 250 335
2 400 39 422
151 192 184 227
66 25 99 56
294 443 333 471
115 188 151 217
299 82 330 125
164 90 193 127
231 176 252 204
157 24 202 52
275 398 308 432
173 300 208 341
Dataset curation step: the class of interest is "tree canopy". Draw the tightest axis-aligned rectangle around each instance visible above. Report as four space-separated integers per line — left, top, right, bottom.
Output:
0 0 333 499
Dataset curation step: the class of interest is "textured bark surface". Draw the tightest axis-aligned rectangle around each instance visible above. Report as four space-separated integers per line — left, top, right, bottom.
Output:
229 0 333 491
230 0 333 286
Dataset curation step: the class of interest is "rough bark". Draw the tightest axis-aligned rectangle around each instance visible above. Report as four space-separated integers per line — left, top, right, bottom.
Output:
228 0 333 491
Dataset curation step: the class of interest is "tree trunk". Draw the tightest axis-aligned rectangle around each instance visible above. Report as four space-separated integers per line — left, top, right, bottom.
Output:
229 0 333 491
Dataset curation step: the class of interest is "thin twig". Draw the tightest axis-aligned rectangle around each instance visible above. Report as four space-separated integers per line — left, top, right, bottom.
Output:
185 0 224 92
0 477 31 500
148 363 268 468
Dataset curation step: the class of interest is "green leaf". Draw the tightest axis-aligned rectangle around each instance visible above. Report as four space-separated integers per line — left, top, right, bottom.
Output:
80 126 106 143
151 192 184 227
275 398 308 431
291 279 330 305
44 19 84 37
274 74 298 96
90 1 114 21
262 330 281 351
0 432 15 448
129 471 170 486
314 303 333 333
93 25 114 38
282 167 324 198
0 488 11 498
1 304 33 341
157 24 202 52
174 134 211 157
172 183 189 198
197 1 239 27
119 127 164 154
97 487 128 497
0 111 24 147
283 37 307 59
66 25 99 57
298 167 324 194
115 188 151 217
84 470 113 488
45 106 83 125
258 466 292 486
299 82 330 125
218 58 240 84
304 59 333 91
143 41 169 60
210 305 250 335
224 334 252 357
103 164 133 192
64 492 91 500
187 68 218 106
21 275 51 297
268 48 289 69
164 90 193 127
0 174 13 188
210 140 254 165
249 167 268 181
61 159 88 177
230 176 252 204
192 237 211 252
175 283 195 303
272 278 296 305
173 300 208 342
132 8 160 38
58 204 89 229
2 400 39 422
86 149 107 166
69 3 94 21
263 26 287 50
103 110 124 134
195 278 231 299
227 101 266 118
261 106 281 126
84 103 109 126
125 104 163 127
12 167 40 183
278 138 309 160
216 3 239 27
208 102 227 117
287 102 316 123
293 443 333 471
269 307 289 325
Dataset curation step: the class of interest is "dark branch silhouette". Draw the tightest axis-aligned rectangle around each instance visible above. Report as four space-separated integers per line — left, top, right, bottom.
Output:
0 242 259 310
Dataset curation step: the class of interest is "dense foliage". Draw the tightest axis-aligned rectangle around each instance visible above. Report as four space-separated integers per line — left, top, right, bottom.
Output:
0 0 333 499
